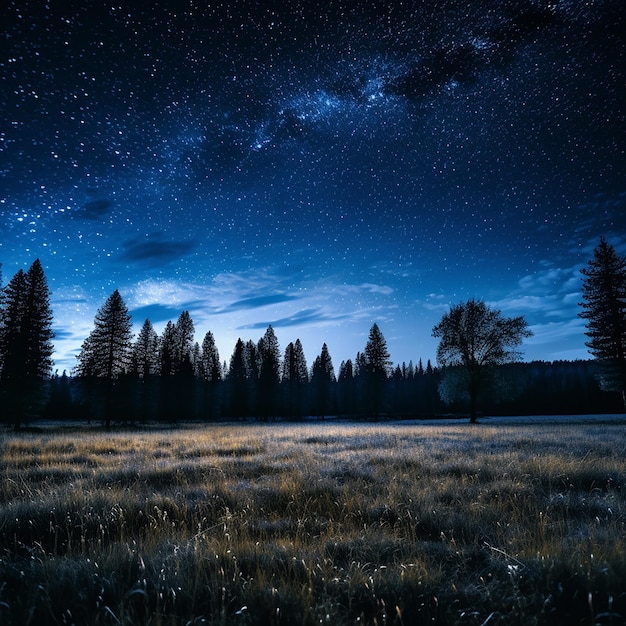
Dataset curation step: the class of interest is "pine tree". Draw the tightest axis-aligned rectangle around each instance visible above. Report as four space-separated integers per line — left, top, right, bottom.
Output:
310 343 335 419
257 325 281 420
0 260 54 429
23 260 54 379
199 331 222 420
74 289 133 428
131 319 159 378
337 359 355 415
363 323 392 419
0 269 28 386
131 318 160 422
579 237 626 408
159 321 177 377
174 310 195 373
200 331 222 381
282 339 308 419
227 338 249 418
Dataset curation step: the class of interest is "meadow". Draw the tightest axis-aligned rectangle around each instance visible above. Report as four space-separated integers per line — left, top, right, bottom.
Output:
0 419 625 625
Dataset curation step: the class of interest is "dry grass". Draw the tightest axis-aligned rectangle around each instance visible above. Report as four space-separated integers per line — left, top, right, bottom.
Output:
1 421 625 625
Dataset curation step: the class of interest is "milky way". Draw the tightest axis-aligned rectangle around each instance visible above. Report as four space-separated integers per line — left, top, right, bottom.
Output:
1 0 625 371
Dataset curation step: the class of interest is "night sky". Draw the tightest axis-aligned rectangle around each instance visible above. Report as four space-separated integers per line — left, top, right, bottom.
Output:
1 0 625 374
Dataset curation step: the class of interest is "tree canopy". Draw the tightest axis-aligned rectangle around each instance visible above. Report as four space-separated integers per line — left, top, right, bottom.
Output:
432 298 532 423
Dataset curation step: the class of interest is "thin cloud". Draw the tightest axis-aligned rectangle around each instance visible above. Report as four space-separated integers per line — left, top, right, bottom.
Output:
120 235 195 265
72 199 114 220
131 303 195 323
527 319 587 345
223 293 300 312
238 307 351 330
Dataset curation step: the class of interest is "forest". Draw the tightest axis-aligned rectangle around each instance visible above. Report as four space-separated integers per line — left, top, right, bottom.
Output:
1 243 625 430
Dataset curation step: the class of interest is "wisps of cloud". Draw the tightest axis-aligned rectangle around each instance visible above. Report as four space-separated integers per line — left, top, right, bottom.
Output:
130 303 201 323
238 307 354 331
221 293 300 312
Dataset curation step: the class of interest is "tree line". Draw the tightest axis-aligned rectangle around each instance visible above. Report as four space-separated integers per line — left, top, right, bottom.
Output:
1 237 625 429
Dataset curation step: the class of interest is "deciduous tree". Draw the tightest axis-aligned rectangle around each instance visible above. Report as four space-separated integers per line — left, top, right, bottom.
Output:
432 298 532 423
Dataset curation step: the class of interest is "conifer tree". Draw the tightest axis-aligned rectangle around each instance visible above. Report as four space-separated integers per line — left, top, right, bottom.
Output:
174 310 195 373
159 321 177 377
0 269 28 387
227 338 249 418
75 289 132 428
310 343 335 419
257 325 281 420
199 330 222 420
282 339 308 418
131 319 159 378
579 237 626 408
0 260 54 429
337 359 356 415
363 323 392 419
131 318 160 422
200 331 222 381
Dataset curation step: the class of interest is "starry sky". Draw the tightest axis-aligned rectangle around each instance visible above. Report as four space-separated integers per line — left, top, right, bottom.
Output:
1 0 625 374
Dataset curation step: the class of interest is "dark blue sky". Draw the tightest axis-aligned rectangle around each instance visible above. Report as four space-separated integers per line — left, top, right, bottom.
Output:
1 0 624 373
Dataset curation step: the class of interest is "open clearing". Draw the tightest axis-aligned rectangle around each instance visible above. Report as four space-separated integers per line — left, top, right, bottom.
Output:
1 418 625 625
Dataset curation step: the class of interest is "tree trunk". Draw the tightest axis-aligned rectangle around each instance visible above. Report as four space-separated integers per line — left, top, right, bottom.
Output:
469 386 478 424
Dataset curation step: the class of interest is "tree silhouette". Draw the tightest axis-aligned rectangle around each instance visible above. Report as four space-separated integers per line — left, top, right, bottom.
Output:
579 237 626 409
174 310 195 373
337 359 356 415
282 339 308 419
131 319 160 378
432 298 532 423
159 321 176 377
131 319 160 422
363 323 392 419
75 289 133 429
257 325 281 420
199 330 222 420
310 343 335 419
227 338 249 419
0 260 54 429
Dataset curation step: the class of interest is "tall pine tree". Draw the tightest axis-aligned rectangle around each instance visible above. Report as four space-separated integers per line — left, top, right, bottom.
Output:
131 318 159 378
0 260 54 429
75 289 133 428
363 323 392 419
257 325 281 420
282 339 308 419
227 338 249 419
130 318 160 422
199 330 222 420
579 237 626 408
310 343 335 419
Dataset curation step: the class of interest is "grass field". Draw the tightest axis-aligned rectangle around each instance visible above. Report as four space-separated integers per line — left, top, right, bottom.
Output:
1 419 625 625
